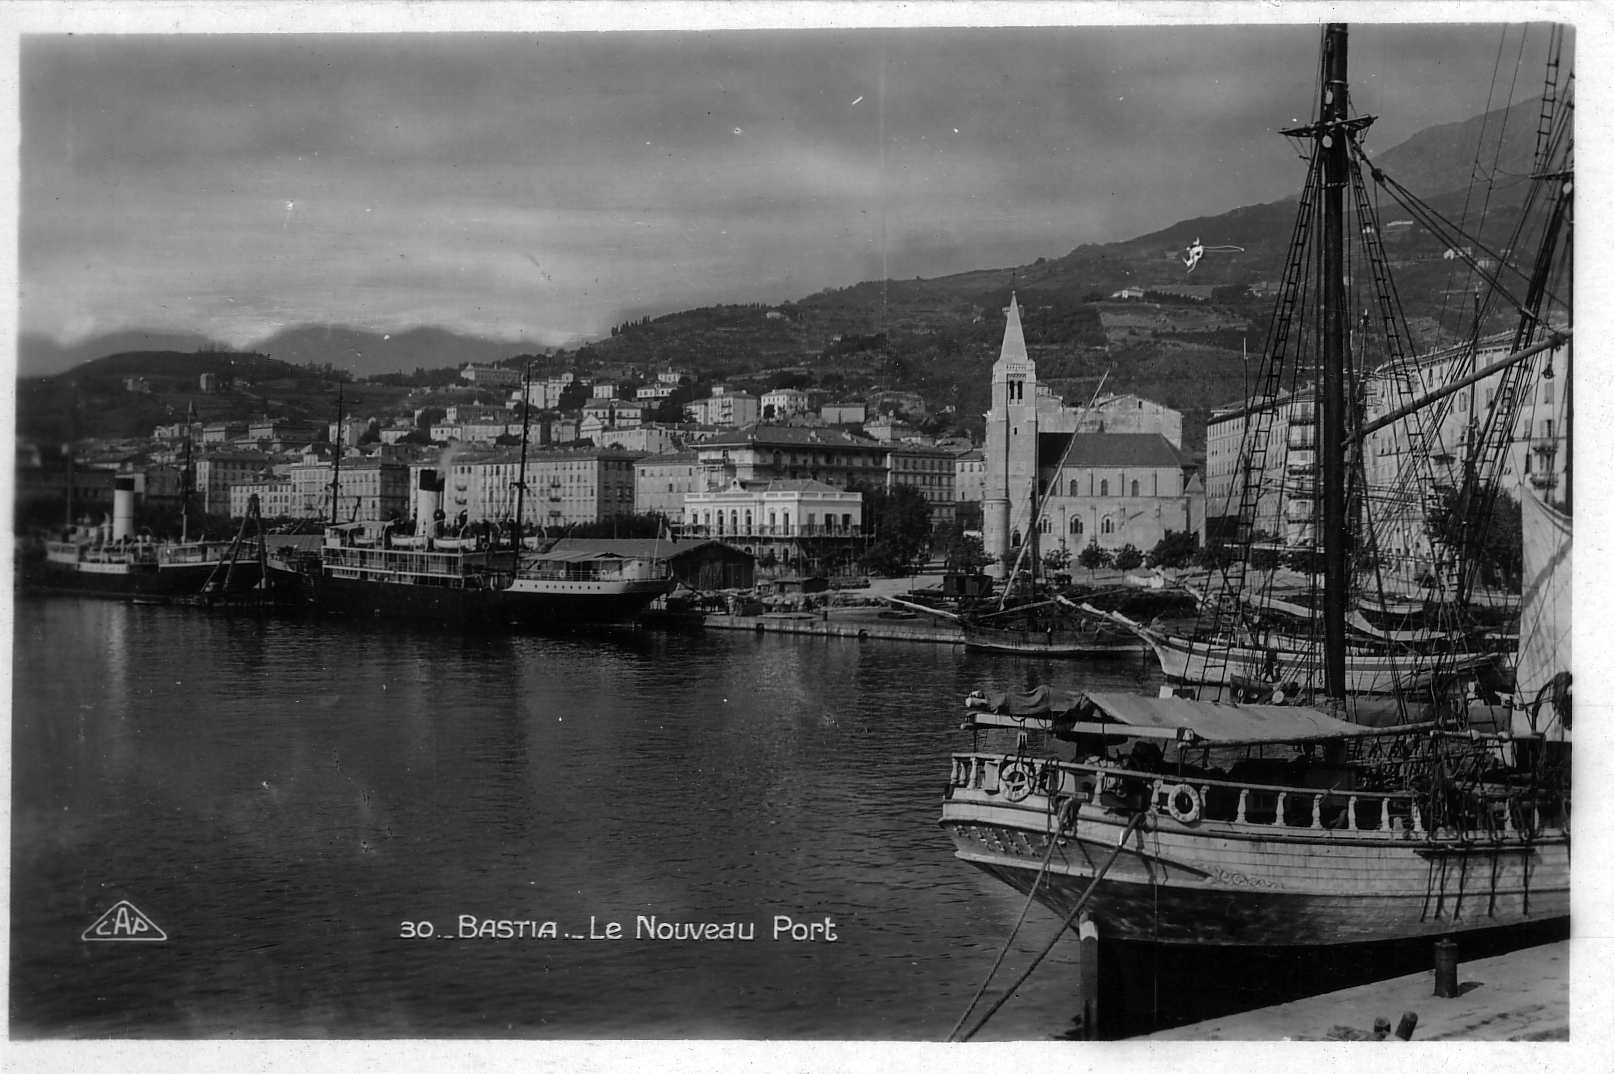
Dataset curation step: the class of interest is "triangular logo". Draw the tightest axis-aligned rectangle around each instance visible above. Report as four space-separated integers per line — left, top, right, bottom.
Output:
81 900 168 942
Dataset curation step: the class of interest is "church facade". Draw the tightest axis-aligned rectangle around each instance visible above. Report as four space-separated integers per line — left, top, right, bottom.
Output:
982 295 1205 577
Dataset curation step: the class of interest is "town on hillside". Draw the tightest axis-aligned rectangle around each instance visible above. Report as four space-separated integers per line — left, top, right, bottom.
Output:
16 281 1560 590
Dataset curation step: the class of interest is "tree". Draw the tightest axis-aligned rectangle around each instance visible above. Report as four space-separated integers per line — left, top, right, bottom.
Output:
1113 543 1144 571
1146 530 1199 569
1041 545 1072 582
1249 547 1283 572
855 484 932 577
1077 543 1113 575
556 381 590 413
954 500 983 531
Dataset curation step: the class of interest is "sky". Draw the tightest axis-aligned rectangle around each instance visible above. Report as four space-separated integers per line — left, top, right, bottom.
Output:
11 4 1580 352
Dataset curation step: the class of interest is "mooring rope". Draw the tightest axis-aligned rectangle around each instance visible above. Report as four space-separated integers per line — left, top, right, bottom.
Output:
945 795 1078 1042
950 810 1148 1043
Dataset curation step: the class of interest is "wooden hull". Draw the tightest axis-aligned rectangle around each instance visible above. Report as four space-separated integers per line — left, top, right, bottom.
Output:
963 623 1141 657
1136 625 1489 694
941 757 1569 947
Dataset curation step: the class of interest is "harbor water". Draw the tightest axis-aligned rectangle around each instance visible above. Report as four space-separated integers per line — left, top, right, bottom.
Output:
12 595 1170 1040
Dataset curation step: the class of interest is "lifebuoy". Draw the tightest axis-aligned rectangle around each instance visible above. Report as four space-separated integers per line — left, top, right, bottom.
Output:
998 759 1036 802
1166 782 1202 824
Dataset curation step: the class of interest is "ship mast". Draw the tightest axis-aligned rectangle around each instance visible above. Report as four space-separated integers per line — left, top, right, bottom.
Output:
181 404 195 542
1318 23 1351 700
512 362 532 562
329 383 344 526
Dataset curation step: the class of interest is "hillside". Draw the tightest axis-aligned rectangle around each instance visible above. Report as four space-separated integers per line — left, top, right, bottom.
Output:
16 351 416 444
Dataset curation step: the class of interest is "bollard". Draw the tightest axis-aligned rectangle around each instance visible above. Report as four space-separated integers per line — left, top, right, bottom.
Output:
1372 1016 1392 1040
1433 937 1459 998
1075 916 1100 1040
1395 1012 1418 1041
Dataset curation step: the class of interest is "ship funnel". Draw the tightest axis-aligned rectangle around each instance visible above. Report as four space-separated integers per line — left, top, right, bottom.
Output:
416 469 445 538
113 476 137 541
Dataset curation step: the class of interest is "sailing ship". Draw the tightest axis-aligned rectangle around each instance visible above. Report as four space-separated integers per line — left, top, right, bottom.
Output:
940 23 1570 953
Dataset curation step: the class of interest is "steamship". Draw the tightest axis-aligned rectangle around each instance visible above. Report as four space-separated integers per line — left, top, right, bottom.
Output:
33 475 265 602
301 468 672 628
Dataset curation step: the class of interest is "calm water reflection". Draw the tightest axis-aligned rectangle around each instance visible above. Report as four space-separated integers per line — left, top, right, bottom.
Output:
12 596 1162 1039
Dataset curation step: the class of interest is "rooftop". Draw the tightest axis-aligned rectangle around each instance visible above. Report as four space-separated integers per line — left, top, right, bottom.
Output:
698 423 883 450
1049 432 1186 470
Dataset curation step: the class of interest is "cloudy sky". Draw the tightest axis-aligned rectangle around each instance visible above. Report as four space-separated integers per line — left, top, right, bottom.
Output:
15 6 1573 351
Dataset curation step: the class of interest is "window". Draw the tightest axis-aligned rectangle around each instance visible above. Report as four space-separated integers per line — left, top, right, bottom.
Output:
1130 480 1140 497
1070 518 1083 535
1102 517 1115 535
1100 479 1109 496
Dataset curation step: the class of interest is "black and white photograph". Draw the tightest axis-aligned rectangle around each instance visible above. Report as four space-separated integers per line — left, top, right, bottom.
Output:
4 1 1600 1066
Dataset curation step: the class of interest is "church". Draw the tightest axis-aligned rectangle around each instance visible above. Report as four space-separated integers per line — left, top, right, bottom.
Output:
982 294 1205 578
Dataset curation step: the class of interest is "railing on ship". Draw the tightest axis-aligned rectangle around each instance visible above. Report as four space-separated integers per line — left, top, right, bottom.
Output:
323 544 503 580
947 754 1559 839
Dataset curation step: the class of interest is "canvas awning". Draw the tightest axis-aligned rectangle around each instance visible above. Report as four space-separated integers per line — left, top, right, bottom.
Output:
1074 692 1416 744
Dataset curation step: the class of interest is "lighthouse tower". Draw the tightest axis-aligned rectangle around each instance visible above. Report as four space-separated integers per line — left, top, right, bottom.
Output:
982 293 1040 578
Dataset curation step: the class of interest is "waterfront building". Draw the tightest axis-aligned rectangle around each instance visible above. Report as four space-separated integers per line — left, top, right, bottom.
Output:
1203 331 1566 573
683 478 863 571
887 443 958 526
1203 387 1313 547
543 536 754 591
954 448 986 506
693 424 887 493
278 456 410 522
433 447 643 529
194 451 273 516
635 450 701 518
1360 333 1567 586
228 474 297 520
982 293 1203 575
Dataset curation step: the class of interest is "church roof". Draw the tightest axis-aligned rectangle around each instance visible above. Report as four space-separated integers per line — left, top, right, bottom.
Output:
995 292 1030 366
1060 433 1185 469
